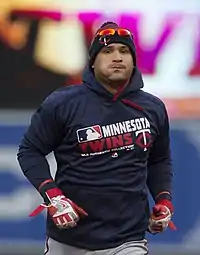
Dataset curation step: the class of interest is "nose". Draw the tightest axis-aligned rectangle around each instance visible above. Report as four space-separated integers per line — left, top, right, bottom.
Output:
112 50 122 62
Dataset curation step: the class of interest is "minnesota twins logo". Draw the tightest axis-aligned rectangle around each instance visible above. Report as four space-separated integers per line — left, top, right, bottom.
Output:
135 130 152 151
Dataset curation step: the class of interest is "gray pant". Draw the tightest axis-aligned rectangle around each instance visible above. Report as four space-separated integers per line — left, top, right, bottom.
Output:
44 237 148 255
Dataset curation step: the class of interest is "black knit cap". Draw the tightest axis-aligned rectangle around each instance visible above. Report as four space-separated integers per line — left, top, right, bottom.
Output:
89 21 136 67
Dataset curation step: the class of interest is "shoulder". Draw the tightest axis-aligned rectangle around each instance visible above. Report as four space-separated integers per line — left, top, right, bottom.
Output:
137 90 169 129
138 90 167 114
42 84 86 109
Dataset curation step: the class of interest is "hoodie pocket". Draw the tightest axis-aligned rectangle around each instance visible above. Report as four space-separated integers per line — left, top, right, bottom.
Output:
62 185 149 233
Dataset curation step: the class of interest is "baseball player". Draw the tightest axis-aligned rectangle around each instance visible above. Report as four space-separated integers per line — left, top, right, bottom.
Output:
17 21 176 255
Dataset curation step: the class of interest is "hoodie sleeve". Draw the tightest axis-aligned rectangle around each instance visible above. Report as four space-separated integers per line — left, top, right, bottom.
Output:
17 92 64 191
147 102 173 202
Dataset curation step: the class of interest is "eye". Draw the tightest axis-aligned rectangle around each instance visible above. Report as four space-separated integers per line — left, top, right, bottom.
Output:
103 48 112 54
120 47 130 53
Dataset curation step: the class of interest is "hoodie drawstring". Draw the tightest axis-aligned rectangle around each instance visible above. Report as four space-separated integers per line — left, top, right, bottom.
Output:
121 99 144 111
112 83 144 111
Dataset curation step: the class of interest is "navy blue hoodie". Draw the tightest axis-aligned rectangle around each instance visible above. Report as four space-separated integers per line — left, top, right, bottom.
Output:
17 67 172 250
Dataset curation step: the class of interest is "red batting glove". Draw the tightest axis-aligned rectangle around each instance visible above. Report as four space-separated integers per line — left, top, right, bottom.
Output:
29 188 88 229
149 199 177 234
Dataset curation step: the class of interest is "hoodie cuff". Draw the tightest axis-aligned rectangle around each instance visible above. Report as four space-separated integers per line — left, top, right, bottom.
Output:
38 179 57 200
155 191 172 203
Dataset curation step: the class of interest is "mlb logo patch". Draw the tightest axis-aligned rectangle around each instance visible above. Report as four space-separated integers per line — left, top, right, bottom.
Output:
77 125 102 143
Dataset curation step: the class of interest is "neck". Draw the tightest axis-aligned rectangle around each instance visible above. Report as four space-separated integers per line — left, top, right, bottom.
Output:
97 78 129 95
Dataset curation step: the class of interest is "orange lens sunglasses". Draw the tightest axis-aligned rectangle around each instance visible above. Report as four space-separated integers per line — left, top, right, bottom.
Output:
96 28 133 40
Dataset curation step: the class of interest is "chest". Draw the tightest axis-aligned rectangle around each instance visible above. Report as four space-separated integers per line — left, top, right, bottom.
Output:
61 99 159 158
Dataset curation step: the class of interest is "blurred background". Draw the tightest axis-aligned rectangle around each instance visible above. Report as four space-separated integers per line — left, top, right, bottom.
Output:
0 0 200 254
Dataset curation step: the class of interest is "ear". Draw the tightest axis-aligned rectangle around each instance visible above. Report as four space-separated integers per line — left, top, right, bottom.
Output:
92 65 94 68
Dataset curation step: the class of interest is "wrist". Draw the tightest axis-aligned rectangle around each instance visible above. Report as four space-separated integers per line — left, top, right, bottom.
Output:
155 191 172 202
38 179 62 205
156 199 174 214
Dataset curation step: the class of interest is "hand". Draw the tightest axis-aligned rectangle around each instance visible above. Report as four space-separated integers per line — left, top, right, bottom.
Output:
29 188 88 229
149 200 176 234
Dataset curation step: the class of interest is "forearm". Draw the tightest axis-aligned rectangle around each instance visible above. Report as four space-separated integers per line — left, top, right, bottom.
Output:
147 161 173 202
17 144 54 191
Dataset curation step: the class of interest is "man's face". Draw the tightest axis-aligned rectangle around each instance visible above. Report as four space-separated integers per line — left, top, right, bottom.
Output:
93 43 134 84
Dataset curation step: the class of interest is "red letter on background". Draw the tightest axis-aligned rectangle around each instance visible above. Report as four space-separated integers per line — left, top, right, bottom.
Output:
189 20 200 76
120 14 182 74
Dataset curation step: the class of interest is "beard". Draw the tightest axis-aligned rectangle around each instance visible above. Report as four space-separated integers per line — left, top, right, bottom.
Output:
94 65 133 92
106 68 131 85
